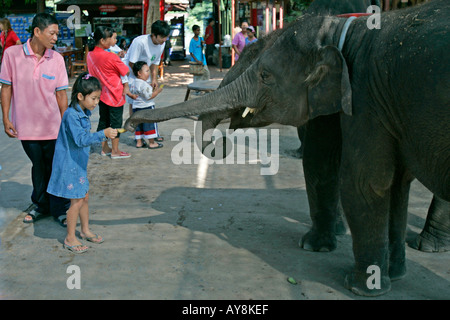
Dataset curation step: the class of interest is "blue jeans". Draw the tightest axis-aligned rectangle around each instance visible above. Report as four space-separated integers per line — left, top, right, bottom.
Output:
21 140 70 218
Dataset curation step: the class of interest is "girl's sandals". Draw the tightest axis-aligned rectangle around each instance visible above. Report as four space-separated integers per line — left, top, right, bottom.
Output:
80 233 104 244
64 240 88 254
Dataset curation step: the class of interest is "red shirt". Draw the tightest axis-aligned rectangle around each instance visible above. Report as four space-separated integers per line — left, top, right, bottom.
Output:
205 25 214 45
0 30 20 62
86 46 129 107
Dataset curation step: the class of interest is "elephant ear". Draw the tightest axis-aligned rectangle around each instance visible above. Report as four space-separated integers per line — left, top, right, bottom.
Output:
305 45 352 119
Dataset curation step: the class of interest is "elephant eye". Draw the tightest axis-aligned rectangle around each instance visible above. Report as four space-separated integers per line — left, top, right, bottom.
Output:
260 70 272 84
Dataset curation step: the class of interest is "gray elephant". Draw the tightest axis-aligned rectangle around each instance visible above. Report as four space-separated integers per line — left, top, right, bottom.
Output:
125 1 450 296
199 0 449 253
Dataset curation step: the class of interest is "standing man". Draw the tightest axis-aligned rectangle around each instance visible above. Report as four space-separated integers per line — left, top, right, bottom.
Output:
124 20 170 90
204 18 215 65
123 20 170 147
0 13 70 226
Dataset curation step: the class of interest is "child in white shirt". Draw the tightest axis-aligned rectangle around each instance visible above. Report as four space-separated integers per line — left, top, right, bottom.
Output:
129 61 164 149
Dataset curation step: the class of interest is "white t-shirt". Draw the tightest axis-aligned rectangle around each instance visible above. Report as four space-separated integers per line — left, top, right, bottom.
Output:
129 78 155 109
123 34 165 82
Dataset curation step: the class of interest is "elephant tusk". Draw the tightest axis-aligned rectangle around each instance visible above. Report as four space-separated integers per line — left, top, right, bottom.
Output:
242 107 256 118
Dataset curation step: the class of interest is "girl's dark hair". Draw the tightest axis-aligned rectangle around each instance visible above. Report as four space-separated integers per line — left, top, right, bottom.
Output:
87 26 115 51
70 72 102 108
132 61 147 77
30 13 58 38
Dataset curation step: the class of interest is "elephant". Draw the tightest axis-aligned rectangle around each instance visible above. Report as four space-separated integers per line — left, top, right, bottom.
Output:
198 0 450 253
125 0 450 296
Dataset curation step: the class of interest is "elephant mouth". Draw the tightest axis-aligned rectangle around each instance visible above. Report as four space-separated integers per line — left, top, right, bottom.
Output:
241 107 257 118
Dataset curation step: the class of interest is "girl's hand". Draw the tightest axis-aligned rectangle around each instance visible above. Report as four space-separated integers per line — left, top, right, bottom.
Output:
104 128 118 139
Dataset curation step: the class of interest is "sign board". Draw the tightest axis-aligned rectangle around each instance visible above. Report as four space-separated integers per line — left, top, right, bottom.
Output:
99 5 118 13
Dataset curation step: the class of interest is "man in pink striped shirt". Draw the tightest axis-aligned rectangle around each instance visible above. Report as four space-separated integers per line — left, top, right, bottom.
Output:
1 13 70 224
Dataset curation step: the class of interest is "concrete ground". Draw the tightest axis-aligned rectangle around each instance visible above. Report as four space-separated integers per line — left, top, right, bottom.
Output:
0 59 449 300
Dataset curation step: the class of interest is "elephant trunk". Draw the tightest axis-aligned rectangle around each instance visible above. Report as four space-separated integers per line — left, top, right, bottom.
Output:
123 70 253 132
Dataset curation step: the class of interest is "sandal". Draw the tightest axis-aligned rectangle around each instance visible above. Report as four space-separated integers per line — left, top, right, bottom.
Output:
136 141 148 148
23 209 44 224
148 142 163 149
81 233 104 244
64 240 88 254
155 137 164 142
101 151 111 156
55 215 67 228
111 151 131 159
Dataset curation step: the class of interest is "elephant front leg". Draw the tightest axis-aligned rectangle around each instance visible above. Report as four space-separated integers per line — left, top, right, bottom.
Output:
410 196 450 252
299 114 344 252
340 172 393 296
339 124 396 296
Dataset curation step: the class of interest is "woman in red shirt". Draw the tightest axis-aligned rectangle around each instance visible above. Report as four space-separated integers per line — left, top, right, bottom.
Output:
0 18 21 63
87 26 132 159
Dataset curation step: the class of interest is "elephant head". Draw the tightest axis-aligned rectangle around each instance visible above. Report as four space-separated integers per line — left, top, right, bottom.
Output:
124 15 352 135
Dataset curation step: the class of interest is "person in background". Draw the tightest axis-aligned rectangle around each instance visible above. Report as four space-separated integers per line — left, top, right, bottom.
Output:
0 13 70 226
163 37 171 66
118 38 128 52
189 24 210 82
232 20 248 62
87 26 132 159
245 25 258 46
0 18 21 63
204 18 215 65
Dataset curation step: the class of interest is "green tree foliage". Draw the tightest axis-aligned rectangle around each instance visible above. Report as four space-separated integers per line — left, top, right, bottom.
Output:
285 0 313 22
186 0 213 35
0 0 13 18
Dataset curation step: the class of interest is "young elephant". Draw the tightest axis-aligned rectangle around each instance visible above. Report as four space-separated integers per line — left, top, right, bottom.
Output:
125 1 450 296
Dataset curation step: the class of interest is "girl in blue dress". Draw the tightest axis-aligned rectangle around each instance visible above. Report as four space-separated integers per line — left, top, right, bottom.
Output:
47 73 118 253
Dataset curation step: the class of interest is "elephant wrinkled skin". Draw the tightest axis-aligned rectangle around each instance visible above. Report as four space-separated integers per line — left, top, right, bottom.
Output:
124 1 450 296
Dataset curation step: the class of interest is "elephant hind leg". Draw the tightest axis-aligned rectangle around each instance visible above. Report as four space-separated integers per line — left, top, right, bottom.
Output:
409 196 450 252
388 168 414 281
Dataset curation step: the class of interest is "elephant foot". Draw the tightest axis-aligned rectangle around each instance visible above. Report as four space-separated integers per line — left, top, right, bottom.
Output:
299 230 337 252
335 216 347 235
344 271 391 297
409 232 450 252
409 195 450 252
389 261 407 281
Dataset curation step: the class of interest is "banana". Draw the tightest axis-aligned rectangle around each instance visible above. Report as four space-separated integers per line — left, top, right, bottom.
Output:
117 128 126 133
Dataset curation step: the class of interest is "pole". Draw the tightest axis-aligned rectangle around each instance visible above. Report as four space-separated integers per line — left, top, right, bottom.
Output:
218 0 222 71
231 0 235 66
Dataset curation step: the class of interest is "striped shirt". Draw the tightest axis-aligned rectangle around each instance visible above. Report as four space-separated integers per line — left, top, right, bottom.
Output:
0 39 68 140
